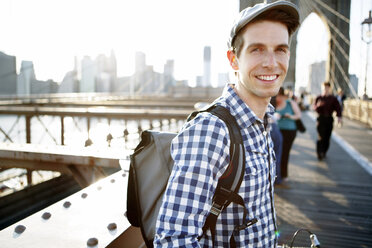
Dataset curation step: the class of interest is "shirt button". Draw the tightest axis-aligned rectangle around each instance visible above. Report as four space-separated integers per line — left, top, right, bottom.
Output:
263 131 267 136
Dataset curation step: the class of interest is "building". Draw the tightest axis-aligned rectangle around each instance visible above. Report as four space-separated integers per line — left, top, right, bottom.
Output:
0 52 17 95
95 52 117 93
349 74 358 97
203 46 211 87
80 56 96 93
217 72 230 87
17 61 36 95
58 70 79 93
309 61 326 96
163 59 175 92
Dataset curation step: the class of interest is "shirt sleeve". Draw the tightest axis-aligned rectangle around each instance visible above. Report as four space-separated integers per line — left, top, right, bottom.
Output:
333 96 342 117
153 113 230 247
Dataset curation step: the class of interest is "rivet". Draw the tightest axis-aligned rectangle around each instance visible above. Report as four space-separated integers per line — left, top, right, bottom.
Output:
63 201 71 208
97 186 102 191
110 179 115 183
42 212 51 220
107 223 117 231
14 225 26 234
81 193 88 199
87 237 98 247
122 173 126 177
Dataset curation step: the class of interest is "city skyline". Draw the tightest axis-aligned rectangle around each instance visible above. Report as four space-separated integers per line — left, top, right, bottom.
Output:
0 46 229 95
1 0 371 96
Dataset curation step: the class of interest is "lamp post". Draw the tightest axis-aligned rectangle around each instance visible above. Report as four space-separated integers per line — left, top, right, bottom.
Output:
361 11 372 100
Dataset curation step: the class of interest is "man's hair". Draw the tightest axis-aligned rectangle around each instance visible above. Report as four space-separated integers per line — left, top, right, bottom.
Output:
231 9 300 57
278 87 286 96
323 82 331 87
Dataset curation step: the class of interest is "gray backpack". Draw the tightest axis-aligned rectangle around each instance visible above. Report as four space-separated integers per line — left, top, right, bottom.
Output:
126 105 250 247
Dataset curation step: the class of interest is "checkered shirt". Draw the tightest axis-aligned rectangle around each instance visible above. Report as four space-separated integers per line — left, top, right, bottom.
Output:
154 85 277 247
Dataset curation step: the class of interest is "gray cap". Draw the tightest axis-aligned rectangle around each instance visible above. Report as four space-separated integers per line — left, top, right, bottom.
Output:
228 0 300 49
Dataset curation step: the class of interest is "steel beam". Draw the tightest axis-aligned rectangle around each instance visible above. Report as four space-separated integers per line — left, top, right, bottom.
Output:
0 163 144 248
0 106 191 120
0 143 128 187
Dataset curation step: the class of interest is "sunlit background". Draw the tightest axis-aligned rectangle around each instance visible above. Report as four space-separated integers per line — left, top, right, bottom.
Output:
0 0 371 95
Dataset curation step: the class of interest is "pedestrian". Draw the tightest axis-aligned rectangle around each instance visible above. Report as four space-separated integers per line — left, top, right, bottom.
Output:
336 88 346 113
275 87 302 183
154 1 300 247
314 82 342 160
270 95 284 186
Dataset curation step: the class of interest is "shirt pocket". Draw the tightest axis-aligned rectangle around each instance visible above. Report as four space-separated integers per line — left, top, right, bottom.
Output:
245 149 267 177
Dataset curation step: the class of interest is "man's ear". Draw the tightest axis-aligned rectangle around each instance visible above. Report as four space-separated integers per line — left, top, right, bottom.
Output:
227 50 239 70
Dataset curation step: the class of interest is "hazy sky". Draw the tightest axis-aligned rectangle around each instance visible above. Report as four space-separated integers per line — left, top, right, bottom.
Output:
0 0 238 86
1 0 371 96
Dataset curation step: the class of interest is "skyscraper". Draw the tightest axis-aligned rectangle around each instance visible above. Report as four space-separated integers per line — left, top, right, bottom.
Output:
0 52 17 95
163 59 175 91
80 56 96 93
203 46 211 87
17 61 36 95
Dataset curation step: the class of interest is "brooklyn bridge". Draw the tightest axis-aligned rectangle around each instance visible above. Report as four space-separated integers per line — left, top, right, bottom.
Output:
0 0 371 247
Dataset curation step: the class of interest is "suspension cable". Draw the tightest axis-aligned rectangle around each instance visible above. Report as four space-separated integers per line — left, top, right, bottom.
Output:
330 33 350 61
301 0 359 98
312 0 350 23
306 0 350 46
2 115 21 142
36 116 59 145
329 49 359 98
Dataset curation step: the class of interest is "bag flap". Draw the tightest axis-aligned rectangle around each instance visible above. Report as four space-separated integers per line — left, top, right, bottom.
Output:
129 130 176 241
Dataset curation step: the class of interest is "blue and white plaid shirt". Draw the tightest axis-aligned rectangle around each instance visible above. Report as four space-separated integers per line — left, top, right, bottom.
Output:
154 85 277 247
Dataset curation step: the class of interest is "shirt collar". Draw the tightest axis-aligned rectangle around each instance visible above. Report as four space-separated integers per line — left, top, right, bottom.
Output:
216 84 274 130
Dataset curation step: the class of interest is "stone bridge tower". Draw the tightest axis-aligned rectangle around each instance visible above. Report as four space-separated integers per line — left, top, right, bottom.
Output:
239 0 352 96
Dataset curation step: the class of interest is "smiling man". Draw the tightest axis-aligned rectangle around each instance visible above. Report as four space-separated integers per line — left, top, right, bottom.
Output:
154 1 300 247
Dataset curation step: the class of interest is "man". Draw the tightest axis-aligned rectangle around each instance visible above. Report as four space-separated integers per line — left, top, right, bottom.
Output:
154 1 300 247
314 82 342 160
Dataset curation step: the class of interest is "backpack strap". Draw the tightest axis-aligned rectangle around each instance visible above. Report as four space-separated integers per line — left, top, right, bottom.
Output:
189 105 255 247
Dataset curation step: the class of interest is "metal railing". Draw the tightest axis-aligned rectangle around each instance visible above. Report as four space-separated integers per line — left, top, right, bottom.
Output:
343 99 372 128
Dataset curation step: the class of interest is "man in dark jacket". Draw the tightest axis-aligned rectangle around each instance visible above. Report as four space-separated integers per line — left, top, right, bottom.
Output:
314 82 342 160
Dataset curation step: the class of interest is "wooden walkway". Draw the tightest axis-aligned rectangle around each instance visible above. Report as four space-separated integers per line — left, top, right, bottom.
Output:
275 112 372 247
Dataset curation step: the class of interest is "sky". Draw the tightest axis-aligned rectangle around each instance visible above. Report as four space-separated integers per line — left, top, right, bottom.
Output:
0 0 371 96
0 0 238 86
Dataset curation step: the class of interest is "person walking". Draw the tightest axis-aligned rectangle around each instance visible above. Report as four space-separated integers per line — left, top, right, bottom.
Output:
154 1 300 247
275 87 302 183
314 82 342 160
270 95 284 186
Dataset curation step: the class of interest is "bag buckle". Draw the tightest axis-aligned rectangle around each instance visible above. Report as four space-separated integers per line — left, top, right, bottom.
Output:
210 202 223 216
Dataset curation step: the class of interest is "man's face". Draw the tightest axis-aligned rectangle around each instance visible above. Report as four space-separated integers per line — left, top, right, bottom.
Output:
233 20 290 99
323 85 331 95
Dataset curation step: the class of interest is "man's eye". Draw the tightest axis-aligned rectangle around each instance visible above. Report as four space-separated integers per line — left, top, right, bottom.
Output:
277 48 287 53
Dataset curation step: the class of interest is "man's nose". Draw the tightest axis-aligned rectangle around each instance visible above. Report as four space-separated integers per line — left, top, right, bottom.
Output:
262 52 278 68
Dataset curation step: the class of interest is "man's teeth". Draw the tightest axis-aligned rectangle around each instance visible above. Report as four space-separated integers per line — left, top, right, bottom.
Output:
258 75 276 81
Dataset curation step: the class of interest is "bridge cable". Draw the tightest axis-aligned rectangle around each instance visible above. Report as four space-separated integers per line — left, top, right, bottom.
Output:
301 0 359 98
312 0 350 23
305 0 350 46
301 0 351 61
0 127 14 143
2 115 21 143
329 49 359 98
36 116 59 145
